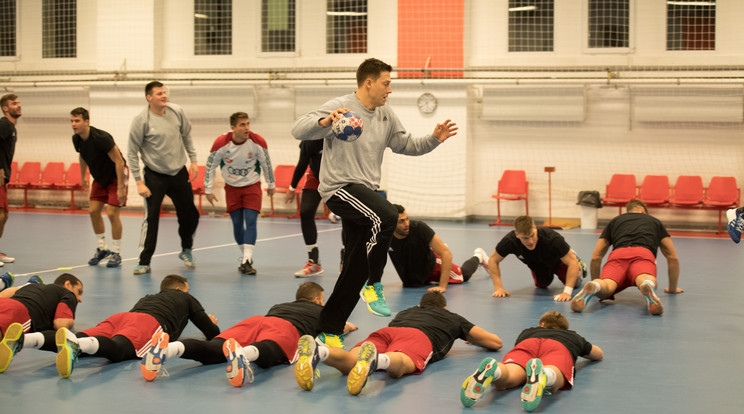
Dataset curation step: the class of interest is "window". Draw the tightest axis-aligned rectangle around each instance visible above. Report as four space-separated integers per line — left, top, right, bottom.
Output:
508 0 554 52
0 0 16 57
194 0 232 55
262 0 296 52
667 0 715 51
42 0 76 58
326 0 367 54
588 0 629 48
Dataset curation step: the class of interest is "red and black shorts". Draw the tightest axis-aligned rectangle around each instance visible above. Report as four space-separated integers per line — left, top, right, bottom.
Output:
0 298 31 335
354 327 433 375
80 312 162 358
601 246 657 294
502 337 576 390
217 316 299 363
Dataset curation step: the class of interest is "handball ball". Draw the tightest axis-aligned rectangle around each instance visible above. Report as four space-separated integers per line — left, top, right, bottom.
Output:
331 111 364 142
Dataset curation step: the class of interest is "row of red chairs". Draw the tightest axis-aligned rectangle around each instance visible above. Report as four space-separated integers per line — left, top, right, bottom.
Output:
8 161 89 209
264 164 328 219
603 174 740 232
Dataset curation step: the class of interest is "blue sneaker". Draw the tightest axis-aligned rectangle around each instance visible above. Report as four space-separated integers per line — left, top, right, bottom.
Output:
461 357 498 407
88 248 111 265
295 335 321 391
178 249 195 269
571 280 599 313
727 208 743 244
347 341 378 395
0 272 13 291
521 358 548 412
28 275 44 285
133 265 151 275
106 252 122 268
223 337 253 387
0 322 24 372
141 331 169 382
360 282 391 317
55 327 80 378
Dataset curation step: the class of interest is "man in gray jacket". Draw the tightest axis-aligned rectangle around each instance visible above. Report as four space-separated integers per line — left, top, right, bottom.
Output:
127 81 200 275
291 58 457 348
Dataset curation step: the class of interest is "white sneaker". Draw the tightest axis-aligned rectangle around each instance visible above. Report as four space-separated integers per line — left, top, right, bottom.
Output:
0 253 15 263
473 248 489 271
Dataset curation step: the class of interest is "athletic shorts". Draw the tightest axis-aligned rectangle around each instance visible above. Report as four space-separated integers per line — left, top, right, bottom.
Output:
90 178 126 207
216 315 299 363
225 182 262 214
303 171 319 191
354 327 433 375
600 246 657 294
502 337 576 390
530 262 568 288
0 298 31 335
429 254 464 284
0 184 7 210
80 312 162 358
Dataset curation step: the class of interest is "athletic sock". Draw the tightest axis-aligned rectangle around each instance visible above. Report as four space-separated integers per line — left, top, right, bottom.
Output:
243 245 255 263
24 332 44 349
96 234 107 250
376 353 390 370
307 245 319 264
317 344 330 361
243 345 259 362
111 239 121 254
166 341 185 359
544 367 557 387
492 363 502 380
77 337 99 354
641 280 656 289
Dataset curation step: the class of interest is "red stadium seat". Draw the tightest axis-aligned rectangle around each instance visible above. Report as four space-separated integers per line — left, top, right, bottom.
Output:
703 176 740 233
638 175 670 205
192 165 206 215
264 165 300 218
669 175 703 205
489 170 529 226
602 174 637 214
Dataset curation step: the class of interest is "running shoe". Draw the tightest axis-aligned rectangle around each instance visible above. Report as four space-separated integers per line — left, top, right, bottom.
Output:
239 259 256 275
571 280 599 313
141 331 169 381
460 357 498 407
0 322 24 372
347 341 378 395
28 275 44 284
295 335 321 390
727 208 743 244
639 280 664 315
294 262 324 278
360 282 391 317
577 258 588 278
473 247 489 271
317 332 344 349
223 337 253 387
133 265 151 275
88 248 111 266
521 358 547 412
178 248 196 269
55 327 80 378
0 272 13 290
0 252 15 263
106 252 122 268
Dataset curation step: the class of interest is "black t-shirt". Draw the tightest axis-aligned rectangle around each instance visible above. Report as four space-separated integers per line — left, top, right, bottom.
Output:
265 300 323 337
11 284 79 331
129 289 220 341
72 126 119 187
0 117 17 184
600 213 670 257
515 326 593 362
388 220 437 287
290 140 323 189
495 227 570 274
389 305 475 363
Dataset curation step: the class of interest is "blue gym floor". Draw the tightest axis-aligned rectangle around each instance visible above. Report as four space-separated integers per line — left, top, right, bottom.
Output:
0 211 741 413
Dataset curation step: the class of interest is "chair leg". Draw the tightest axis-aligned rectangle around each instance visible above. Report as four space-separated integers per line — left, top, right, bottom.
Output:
525 197 529 216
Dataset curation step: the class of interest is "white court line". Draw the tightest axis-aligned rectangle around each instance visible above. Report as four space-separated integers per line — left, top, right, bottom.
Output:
13 228 341 277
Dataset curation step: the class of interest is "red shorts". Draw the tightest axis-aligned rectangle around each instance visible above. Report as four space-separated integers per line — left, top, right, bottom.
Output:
429 254 464 284
80 312 162 358
225 182 262 214
601 246 657 294
354 327 433 375
303 171 319 191
90 178 125 207
502 337 576 390
0 298 31 335
217 316 299 363
0 184 7 210
530 262 569 288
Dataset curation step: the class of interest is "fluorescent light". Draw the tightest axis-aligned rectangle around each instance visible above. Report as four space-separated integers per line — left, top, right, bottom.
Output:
326 11 368 17
667 1 716 6
509 6 537 12
194 13 209 19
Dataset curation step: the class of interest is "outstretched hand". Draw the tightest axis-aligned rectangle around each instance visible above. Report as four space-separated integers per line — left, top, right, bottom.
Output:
432 119 458 142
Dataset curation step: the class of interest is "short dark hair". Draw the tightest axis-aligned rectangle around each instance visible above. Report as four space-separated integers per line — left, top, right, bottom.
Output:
356 58 393 87
419 291 447 308
145 81 165 96
161 274 188 291
54 273 81 287
626 199 648 214
70 107 89 121
393 204 405 214
296 281 324 301
1 94 18 110
539 310 569 330
514 216 535 235
230 112 250 127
